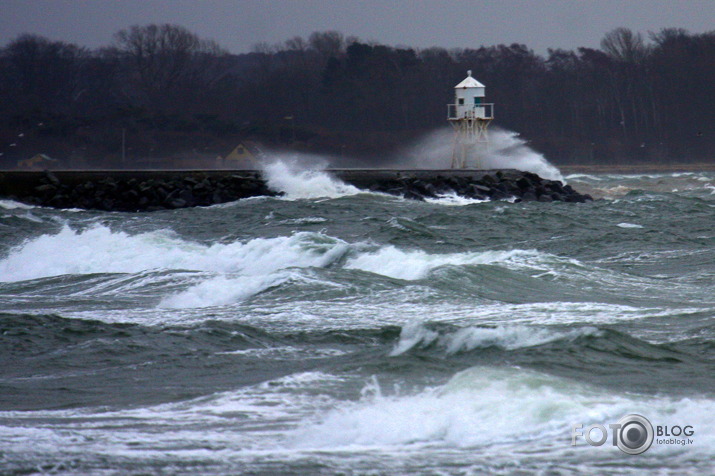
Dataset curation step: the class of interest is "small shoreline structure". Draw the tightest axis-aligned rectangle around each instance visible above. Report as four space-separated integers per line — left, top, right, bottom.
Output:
0 169 592 211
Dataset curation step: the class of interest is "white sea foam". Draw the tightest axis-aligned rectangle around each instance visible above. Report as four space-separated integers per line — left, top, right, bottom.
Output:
424 192 489 206
158 272 295 308
0 225 350 310
0 225 349 283
565 174 603 182
388 322 439 356
1 224 566 308
344 246 543 280
389 322 601 356
2 366 713 466
443 325 601 354
0 223 646 310
1 211 44 223
217 346 347 359
292 366 715 451
276 216 328 225
0 372 347 467
0 199 35 210
292 368 577 448
263 159 361 199
617 222 644 229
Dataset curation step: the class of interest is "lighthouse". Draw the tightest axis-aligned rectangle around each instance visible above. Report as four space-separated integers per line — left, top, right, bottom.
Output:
447 70 494 168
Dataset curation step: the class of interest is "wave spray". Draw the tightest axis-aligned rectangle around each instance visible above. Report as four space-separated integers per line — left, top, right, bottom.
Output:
396 127 564 182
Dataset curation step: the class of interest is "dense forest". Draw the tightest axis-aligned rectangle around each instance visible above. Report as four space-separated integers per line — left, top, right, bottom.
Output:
0 24 714 168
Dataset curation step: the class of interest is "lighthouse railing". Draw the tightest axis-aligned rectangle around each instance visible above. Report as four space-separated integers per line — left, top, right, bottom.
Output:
447 103 494 120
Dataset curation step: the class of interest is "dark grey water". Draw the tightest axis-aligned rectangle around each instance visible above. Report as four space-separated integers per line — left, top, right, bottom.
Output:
1 168 714 475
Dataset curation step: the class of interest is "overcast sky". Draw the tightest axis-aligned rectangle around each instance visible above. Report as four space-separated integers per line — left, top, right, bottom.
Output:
3 0 715 55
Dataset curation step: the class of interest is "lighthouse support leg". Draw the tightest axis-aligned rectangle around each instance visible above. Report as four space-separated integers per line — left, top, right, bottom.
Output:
451 119 491 169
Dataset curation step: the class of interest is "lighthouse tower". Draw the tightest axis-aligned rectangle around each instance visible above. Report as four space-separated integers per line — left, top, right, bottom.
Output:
447 70 494 168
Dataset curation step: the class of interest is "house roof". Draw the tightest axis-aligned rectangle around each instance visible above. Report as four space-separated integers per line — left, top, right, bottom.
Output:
454 70 485 89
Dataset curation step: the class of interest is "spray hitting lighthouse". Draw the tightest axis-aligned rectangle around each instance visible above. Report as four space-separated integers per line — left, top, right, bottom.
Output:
447 70 494 168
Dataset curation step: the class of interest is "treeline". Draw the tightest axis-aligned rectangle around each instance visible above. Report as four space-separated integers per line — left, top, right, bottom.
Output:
1 25 714 167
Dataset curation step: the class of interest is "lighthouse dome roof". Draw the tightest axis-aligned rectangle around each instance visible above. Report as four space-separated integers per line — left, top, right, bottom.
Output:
454 70 485 89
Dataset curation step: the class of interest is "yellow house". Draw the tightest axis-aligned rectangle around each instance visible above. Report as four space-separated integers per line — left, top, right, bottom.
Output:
220 143 262 169
17 154 59 170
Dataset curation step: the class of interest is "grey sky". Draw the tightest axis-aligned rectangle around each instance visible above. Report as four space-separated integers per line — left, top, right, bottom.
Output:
2 0 715 55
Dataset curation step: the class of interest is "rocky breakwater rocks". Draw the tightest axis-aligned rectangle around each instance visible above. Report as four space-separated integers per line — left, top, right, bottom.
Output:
365 170 592 203
9 172 276 211
2 169 591 211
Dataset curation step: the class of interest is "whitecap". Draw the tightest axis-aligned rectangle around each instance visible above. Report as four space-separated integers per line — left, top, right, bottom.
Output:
0 225 349 283
344 246 544 280
388 322 601 356
424 192 489 206
0 199 35 210
263 159 361 199
291 366 715 451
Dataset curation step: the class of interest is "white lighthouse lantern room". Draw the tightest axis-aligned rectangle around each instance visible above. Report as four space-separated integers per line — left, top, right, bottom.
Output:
448 70 494 168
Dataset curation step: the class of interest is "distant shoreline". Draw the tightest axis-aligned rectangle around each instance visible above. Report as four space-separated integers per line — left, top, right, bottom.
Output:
3 162 715 176
559 163 715 174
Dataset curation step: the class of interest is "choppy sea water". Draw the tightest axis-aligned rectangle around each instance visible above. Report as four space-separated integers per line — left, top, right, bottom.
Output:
1 168 715 475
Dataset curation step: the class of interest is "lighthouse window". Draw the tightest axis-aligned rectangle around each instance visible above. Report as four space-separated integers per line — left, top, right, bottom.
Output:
458 98 464 105
474 97 482 105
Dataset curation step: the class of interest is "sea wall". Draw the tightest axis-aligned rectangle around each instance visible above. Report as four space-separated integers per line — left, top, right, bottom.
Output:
0 169 592 211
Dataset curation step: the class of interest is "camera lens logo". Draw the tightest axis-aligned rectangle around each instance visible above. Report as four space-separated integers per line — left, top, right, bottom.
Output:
616 414 654 455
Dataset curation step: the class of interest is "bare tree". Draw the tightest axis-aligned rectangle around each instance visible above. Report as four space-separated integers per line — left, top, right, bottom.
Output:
113 24 228 112
309 31 345 59
601 27 650 63
4 34 86 114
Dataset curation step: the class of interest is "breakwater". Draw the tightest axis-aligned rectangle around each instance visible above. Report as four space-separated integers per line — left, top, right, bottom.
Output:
0 169 592 211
